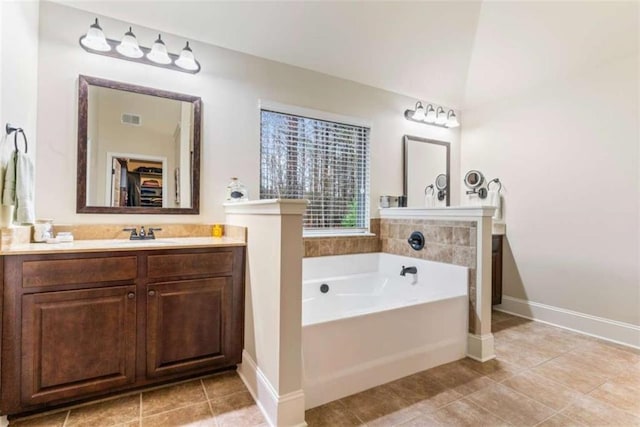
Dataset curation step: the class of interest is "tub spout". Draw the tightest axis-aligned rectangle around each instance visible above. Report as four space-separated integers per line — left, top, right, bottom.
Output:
400 265 417 276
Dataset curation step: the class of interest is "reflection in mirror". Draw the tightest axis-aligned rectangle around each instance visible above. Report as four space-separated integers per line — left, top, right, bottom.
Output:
77 75 201 214
403 135 450 207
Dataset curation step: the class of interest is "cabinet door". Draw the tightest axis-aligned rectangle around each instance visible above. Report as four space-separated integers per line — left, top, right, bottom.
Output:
146 277 233 378
21 286 137 405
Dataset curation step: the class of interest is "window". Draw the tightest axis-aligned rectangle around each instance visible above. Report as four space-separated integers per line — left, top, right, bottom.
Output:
260 109 370 234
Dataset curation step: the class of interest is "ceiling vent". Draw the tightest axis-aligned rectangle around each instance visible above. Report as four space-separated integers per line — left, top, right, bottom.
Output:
121 113 142 126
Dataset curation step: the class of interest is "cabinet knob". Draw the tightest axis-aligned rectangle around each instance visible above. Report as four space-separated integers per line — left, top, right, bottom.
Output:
148 290 156 297
127 292 135 299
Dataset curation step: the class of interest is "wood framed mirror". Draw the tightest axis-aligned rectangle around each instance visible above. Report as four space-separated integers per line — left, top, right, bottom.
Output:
403 135 450 207
77 75 201 214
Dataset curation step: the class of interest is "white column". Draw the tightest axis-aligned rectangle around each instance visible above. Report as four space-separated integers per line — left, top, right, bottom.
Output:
225 199 308 427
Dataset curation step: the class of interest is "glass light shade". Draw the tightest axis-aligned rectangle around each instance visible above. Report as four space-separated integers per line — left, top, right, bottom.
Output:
175 42 199 71
80 18 111 52
147 34 172 64
411 101 426 121
447 110 460 128
116 27 143 58
435 107 447 125
425 104 436 123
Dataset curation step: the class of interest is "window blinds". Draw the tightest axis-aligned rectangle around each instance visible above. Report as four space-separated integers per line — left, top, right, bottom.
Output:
260 109 370 233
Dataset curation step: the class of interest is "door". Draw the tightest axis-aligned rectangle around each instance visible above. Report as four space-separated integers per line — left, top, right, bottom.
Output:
146 277 233 378
21 286 137 405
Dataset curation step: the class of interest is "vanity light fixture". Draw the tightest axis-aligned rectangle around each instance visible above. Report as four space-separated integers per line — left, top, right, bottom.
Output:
147 34 171 64
175 42 199 71
404 102 460 128
79 18 201 74
116 27 144 58
79 18 111 52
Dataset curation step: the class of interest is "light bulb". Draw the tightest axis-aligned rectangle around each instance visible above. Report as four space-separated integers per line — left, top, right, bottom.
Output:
425 105 436 123
435 107 447 125
147 34 171 64
411 102 426 121
446 110 460 128
116 27 143 58
175 42 199 71
80 18 111 52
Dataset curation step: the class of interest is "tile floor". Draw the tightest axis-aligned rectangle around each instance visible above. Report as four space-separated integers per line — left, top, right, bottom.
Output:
9 311 640 427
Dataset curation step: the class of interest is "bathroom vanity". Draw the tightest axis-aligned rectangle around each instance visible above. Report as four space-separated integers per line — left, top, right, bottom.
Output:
0 240 245 416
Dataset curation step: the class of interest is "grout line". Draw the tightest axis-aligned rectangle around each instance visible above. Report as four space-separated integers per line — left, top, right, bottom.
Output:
138 393 142 426
62 410 70 427
200 379 219 427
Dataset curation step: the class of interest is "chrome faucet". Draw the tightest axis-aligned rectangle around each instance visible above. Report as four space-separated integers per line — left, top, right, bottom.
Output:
400 265 417 276
123 226 163 240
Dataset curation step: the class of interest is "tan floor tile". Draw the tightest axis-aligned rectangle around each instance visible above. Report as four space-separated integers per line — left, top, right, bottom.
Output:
338 385 421 427
121 422 140 427
491 310 516 324
502 370 583 411
395 413 441 426
589 379 640 415
386 372 463 413
9 411 68 427
210 390 266 427
426 361 496 396
202 370 247 400
458 357 524 382
536 413 585 427
427 399 510 426
141 401 214 427
305 400 364 426
566 342 640 377
494 339 559 368
142 379 207 417
466 382 555 426
66 395 140 427
561 394 640 426
492 316 533 333
532 356 609 393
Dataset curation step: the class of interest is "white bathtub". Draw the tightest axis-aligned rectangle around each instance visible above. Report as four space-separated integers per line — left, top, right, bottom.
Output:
302 252 468 409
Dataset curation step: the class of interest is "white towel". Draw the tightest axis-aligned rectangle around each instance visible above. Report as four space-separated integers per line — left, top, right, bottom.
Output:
488 189 502 221
424 193 435 208
2 152 16 207
2 151 35 224
16 151 35 224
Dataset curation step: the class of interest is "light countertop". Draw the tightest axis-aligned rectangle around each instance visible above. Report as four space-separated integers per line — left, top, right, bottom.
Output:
0 236 245 255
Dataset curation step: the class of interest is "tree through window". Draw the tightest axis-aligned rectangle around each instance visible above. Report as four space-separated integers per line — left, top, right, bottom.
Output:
260 109 370 234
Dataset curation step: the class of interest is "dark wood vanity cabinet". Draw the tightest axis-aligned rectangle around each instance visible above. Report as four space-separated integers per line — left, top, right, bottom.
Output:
0 246 245 416
492 235 503 305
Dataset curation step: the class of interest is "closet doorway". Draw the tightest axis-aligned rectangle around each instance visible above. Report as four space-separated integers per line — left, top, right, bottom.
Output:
105 152 168 208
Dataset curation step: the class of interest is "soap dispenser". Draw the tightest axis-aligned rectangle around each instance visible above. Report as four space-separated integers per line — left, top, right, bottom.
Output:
226 177 248 202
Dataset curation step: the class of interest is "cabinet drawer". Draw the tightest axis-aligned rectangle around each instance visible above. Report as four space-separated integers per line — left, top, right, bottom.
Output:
21 256 137 288
147 251 233 280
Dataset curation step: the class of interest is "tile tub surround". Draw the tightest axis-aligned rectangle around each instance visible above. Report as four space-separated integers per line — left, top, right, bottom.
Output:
303 218 381 257
11 312 640 427
380 217 479 332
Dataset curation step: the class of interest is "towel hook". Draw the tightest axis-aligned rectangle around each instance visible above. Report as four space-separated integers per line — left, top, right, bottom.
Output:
488 178 502 193
424 184 434 196
5 123 28 154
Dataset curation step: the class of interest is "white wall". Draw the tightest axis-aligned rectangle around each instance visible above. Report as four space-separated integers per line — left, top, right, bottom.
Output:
461 54 639 326
0 0 39 175
35 2 461 224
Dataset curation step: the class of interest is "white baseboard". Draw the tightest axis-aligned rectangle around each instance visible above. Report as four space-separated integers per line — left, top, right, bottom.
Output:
496 296 640 350
237 350 307 427
466 333 496 362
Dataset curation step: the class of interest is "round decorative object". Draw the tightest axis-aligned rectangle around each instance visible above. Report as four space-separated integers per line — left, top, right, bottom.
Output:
464 170 485 189
407 231 425 251
435 174 448 190
320 283 330 294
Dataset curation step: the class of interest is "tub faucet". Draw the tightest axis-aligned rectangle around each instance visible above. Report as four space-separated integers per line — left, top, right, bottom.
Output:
400 265 417 276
